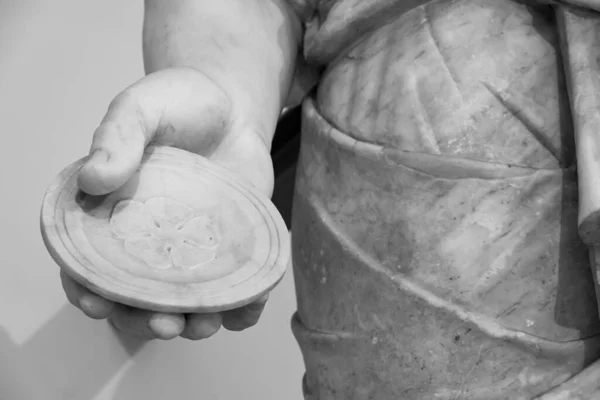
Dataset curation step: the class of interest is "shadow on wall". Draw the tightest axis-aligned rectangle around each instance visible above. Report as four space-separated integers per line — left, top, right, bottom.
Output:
1 269 300 400
0 305 144 400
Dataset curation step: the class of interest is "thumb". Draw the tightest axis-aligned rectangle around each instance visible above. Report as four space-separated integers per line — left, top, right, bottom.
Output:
77 85 159 195
77 68 232 195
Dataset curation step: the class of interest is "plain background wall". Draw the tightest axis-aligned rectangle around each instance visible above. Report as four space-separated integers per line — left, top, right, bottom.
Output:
0 1 304 399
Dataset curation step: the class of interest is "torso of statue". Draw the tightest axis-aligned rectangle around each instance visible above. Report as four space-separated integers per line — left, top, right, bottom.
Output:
288 0 600 399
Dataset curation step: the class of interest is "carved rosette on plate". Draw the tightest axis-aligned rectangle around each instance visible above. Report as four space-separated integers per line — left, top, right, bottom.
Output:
40 146 290 313
109 197 221 270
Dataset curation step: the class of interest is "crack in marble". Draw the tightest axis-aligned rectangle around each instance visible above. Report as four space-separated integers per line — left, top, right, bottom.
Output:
483 81 562 164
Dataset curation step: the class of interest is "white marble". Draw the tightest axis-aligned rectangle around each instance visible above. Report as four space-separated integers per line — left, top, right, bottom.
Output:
0 2 303 398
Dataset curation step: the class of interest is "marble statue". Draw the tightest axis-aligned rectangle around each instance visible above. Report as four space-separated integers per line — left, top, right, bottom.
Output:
40 0 600 398
289 0 600 398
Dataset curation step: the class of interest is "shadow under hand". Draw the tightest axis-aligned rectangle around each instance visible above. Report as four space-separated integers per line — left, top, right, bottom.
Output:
0 304 145 400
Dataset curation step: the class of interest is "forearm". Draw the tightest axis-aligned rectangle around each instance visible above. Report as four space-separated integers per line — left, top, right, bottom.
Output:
142 0 302 145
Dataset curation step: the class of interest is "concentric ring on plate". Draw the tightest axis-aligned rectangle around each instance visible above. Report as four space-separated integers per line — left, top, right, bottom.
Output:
40 145 290 313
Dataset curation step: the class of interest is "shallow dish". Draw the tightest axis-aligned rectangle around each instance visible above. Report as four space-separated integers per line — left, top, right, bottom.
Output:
40 146 290 313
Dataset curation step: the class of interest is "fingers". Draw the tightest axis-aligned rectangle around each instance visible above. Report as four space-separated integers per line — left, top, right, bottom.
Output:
179 294 269 341
62 269 185 340
179 293 270 339
221 294 270 332
109 304 186 340
60 270 114 319
62 265 267 339
77 68 232 196
180 313 222 340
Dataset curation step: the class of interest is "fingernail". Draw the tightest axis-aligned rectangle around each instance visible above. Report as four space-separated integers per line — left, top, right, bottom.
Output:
224 323 247 332
149 314 184 340
78 295 91 310
222 315 250 332
87 148 110 165
194 319 221 338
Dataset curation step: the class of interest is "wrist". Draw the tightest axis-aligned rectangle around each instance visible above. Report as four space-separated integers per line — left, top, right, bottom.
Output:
142 0 301 149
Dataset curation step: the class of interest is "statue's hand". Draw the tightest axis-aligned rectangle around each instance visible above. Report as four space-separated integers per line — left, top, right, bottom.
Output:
61 67 275 340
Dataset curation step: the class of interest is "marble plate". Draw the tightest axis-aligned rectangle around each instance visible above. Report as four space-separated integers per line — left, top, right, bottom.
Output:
40 146 290 313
